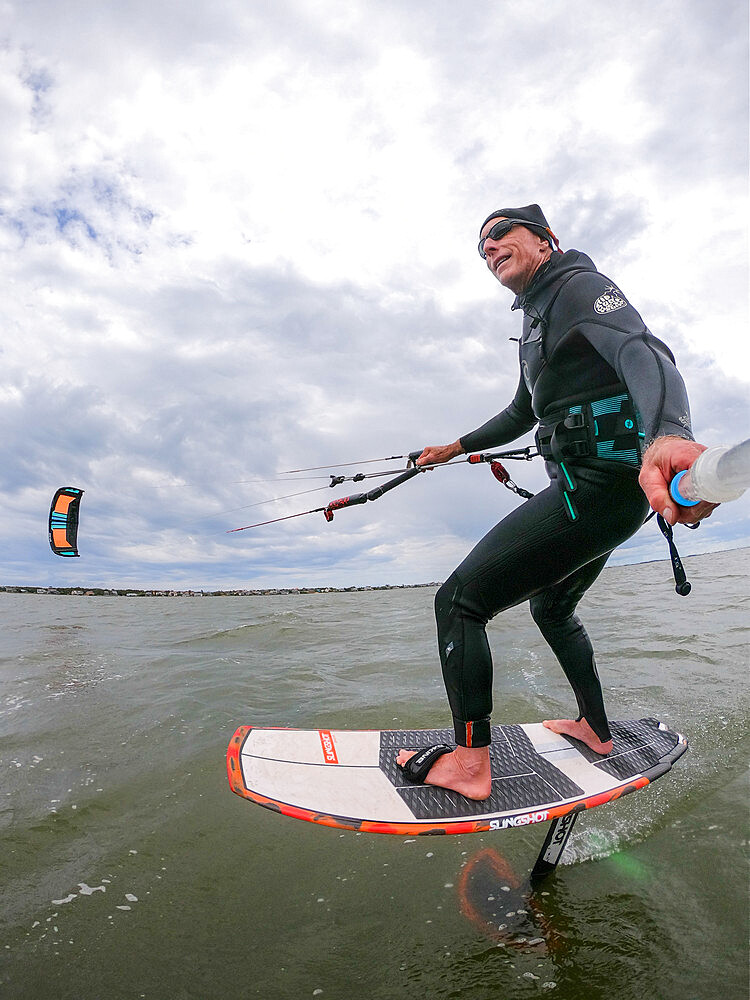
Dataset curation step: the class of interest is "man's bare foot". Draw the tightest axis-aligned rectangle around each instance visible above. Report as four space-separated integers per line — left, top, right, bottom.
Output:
542 717 613 755
396 745 492 800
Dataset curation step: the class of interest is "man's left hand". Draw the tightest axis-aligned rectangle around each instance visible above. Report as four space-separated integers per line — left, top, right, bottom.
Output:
640 436 719 525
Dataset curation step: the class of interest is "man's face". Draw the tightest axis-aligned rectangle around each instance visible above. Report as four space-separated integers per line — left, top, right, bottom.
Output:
479 217 551 294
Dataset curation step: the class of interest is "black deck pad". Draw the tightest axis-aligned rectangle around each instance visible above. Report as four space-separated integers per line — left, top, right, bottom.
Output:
573 718 682 780
380 725 585 820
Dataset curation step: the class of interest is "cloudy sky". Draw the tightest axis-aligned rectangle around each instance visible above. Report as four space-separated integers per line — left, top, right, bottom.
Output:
2 0 748 590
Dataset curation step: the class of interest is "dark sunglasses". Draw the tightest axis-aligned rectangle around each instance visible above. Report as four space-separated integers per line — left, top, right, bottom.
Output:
478 218 556 259
478 220 519 258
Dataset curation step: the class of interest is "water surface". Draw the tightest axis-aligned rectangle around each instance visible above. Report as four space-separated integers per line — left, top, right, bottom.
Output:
1 549 748 998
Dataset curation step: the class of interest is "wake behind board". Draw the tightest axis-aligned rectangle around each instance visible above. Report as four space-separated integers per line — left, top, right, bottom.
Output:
227 718 687 840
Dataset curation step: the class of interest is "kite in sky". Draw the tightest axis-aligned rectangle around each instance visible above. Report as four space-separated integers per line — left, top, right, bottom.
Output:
48 487 84 557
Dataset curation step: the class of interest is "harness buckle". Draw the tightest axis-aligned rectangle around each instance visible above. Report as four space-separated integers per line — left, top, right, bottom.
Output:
566 439 590 458
563 413 586 430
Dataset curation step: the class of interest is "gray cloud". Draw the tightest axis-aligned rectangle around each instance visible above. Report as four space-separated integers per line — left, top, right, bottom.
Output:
2 0 747 588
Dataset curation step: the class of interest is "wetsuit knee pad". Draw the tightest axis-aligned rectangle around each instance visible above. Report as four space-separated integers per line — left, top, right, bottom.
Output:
529 592 577 630
528 593 552 627
434 578 453 617
435 572 491 626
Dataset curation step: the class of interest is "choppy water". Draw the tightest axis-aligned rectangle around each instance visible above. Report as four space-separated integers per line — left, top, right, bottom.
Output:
1 549 748 999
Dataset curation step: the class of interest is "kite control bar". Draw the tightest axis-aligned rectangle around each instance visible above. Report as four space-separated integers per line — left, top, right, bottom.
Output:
228 447 538 533
323 447 538 520
324 462 426 521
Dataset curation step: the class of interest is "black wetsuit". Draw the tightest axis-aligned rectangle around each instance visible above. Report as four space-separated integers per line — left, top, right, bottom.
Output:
438 249 694 748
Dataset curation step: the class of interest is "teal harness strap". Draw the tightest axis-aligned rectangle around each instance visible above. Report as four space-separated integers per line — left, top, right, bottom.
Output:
558 461 578 521
588 393 645 466
536 393 696 591
535 392 645 522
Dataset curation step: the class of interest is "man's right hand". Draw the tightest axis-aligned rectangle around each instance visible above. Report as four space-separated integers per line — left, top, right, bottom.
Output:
416 440 465 466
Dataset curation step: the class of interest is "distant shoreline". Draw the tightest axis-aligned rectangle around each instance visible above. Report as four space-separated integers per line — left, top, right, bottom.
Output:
3 546 747 598
0 583 442 598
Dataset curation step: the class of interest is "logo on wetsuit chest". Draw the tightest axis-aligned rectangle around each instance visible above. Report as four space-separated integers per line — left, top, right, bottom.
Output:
593 286 628 314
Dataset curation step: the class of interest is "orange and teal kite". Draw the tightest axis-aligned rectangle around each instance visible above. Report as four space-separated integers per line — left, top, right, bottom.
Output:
49 487 84 557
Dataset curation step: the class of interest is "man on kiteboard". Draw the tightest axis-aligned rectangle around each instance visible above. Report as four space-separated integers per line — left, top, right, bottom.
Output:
397 204 715 800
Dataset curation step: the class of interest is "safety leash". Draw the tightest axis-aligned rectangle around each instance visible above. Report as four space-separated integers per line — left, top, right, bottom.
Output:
654 513 698 596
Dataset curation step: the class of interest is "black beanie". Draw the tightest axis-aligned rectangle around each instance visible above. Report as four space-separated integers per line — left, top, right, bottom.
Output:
479 205 560 250
479 203 555 244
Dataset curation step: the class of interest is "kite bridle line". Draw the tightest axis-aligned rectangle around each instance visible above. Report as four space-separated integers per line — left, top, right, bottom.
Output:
227 447 538 533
